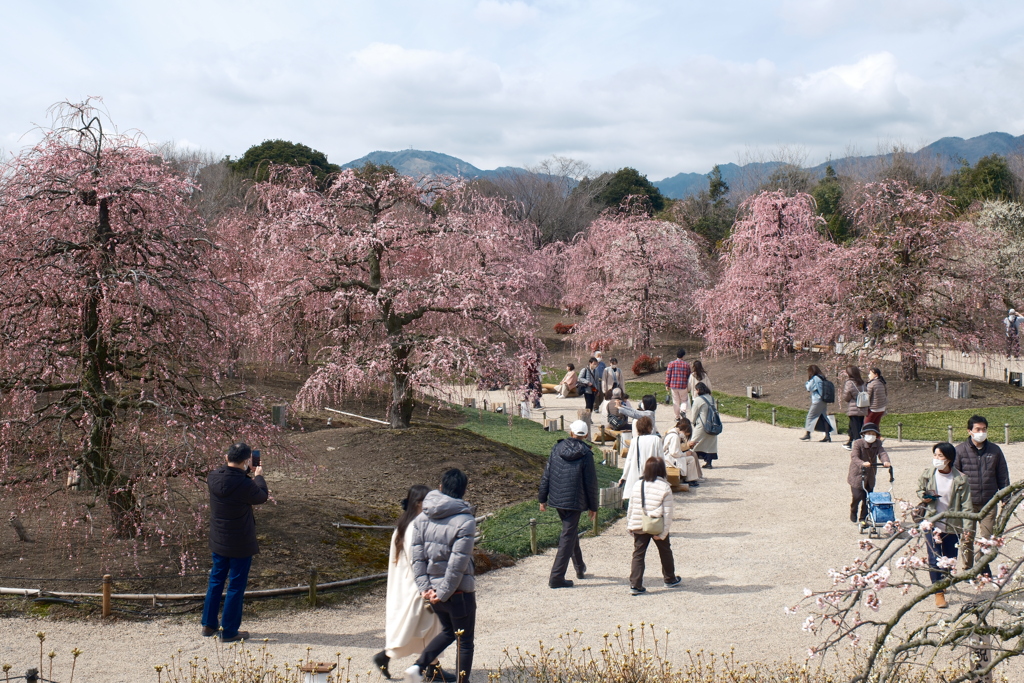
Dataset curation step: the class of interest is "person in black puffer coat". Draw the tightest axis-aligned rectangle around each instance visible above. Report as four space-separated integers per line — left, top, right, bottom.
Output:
538 420 599 589
201 442 269 642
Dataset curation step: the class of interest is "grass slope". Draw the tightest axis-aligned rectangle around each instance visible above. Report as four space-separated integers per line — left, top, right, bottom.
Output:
456 406 623 558
626 381 1024 443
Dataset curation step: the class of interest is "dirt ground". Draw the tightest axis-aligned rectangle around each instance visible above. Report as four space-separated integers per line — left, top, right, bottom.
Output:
0 388 541 598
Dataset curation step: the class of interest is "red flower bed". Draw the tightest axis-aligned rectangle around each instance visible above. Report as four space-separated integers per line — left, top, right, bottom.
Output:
553 322 576 334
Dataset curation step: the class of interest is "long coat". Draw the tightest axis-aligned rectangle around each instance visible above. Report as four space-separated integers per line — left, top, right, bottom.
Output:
688 396 719 454
620 434 663 499
847 439 891 487
385 525 443 658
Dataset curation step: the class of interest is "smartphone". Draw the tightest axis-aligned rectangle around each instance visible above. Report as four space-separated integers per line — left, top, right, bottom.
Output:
251 450 261 468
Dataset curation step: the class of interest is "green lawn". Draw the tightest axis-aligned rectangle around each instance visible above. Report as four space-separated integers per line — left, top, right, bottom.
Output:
626 381 1024 443
455 405 623 557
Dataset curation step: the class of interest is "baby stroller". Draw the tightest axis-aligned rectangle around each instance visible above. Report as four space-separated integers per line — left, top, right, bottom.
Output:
860 464 895 539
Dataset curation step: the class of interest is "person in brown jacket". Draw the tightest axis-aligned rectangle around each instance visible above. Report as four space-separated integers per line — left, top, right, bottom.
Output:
848 423 891 524
840 365 868 451
865 368 887 427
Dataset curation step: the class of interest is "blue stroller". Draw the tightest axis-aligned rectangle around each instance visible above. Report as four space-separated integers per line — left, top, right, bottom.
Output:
860 464 895 539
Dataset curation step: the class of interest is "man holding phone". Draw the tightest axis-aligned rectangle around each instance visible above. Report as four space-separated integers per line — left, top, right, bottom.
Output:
201 442 269 642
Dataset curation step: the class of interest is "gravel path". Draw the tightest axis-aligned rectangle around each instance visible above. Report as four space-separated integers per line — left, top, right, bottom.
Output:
3 409 1023 682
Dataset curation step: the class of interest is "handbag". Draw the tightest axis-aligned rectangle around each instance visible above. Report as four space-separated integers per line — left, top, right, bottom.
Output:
640 480 665 535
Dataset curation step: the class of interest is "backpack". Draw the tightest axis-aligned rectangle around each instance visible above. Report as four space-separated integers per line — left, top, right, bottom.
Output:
698 396 723 436
819 378 836 404
855 384 870 408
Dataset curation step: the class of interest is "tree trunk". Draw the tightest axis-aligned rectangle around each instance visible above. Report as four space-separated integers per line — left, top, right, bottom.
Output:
389 345 414 429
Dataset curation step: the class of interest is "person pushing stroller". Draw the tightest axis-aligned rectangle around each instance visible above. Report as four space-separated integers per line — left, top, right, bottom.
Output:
847 423 890 525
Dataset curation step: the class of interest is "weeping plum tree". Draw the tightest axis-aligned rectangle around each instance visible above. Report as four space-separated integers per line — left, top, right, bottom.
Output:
0 102 254 540
563 203 707 351
698 191 831 356
823 181 1006 380
248 163 539 428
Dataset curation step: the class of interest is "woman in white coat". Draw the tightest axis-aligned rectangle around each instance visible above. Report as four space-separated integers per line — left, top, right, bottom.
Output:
663 416 702 486
373 485 453 682
626 456 681 595
618 416 662 500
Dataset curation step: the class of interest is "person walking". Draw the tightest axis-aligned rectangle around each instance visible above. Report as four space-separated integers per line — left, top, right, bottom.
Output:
687 360 710 404
865 368 887 428
406 469 476 683
374 485 454 682
665 348 692 420
800 365 832 443
618 416 663 498
1005 308 1022 359
953 415 1010 572
663 417 702 486
593 352 607 412
201 442 269 642
602 358 625 402
626 457 682 595
918 442 973 609
688 383 719 468
840 365 869 451
847 423 890 525
538 420 600 589
578 357 601 412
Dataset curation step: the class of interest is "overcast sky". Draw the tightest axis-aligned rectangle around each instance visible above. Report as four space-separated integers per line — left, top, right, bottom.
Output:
3 0 1024 179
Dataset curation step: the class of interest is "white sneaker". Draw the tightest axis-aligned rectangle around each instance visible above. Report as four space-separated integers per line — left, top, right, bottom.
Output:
404 664 423 683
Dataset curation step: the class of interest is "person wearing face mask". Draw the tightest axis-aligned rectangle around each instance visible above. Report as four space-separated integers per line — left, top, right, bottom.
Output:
865 368 887 428
917 442 972 609
847 423 891 525
953 415 1010 572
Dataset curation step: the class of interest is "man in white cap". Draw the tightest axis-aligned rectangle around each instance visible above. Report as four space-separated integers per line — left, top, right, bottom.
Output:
1004 309 1021 360
537 420 599 589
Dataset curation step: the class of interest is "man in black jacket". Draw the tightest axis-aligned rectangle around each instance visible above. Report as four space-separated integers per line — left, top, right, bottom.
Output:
954 415 1010 571
538 420 599 589
200 442 269 642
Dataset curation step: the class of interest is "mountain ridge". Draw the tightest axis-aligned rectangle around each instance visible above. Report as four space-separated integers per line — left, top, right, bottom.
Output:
340 132 1024 199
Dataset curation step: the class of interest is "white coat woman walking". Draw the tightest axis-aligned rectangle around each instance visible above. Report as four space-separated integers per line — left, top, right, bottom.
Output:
688 383 719 468
626 456 681 595
618 416 662 500
373 485 451 682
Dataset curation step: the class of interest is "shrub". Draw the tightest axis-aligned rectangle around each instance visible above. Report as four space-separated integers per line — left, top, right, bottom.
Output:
588 338 614 352
632 354 660 376
553 322 576 334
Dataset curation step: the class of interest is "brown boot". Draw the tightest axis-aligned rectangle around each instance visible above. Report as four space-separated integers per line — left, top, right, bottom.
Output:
935 592 947 609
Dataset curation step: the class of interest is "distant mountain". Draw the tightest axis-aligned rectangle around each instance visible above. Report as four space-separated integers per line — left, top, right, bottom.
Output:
342 131 1024 200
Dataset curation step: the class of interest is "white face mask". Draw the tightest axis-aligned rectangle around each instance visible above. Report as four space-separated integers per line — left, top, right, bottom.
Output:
972 431 987 443
933 458 947 469
863 434 877 444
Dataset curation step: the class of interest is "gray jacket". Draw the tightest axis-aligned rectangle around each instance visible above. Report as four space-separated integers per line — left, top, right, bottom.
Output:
866 378 887 412
411 490 476 601
841 379 868 417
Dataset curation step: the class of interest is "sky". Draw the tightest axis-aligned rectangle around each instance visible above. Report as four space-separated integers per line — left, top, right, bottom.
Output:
3 0 1024 179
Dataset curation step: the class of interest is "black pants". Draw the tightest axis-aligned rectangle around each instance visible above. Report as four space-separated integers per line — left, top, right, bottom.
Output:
417 592 476 683
850 482 873 521
847 415 864 443
926 532 959 584
583 390 596 410
549 508 584 582
630 532 676 589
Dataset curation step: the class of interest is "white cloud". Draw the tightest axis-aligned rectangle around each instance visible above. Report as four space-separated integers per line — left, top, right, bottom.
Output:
473 1 540 26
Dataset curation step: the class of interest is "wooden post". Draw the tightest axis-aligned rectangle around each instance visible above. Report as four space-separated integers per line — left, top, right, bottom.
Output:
771 407 777 426
948 425 954 443
745 404 751 421
529 518 538 555
935 381 940 393
897 422 903 442
271 404 287 428
308 567 318 607
102 574 112 618
1005 424 1011 446
560 415 565 432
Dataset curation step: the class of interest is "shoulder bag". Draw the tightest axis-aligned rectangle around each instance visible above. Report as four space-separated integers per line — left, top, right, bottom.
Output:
855 383 870 408
640 480 665 535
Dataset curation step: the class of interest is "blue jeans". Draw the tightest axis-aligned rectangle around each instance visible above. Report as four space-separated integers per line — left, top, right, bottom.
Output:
202 552 252 637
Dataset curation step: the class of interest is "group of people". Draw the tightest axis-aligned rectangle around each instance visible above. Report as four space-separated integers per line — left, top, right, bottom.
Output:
847 413 1010 608
802 364 887 447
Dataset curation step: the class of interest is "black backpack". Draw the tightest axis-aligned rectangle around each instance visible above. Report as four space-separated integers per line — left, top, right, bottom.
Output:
820 378 836 404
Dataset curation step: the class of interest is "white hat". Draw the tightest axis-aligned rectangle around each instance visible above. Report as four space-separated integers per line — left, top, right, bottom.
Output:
569 420 590 436
1011 309 1017 315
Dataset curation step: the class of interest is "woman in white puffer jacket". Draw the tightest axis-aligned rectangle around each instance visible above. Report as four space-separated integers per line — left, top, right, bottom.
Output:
625 457 681 595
